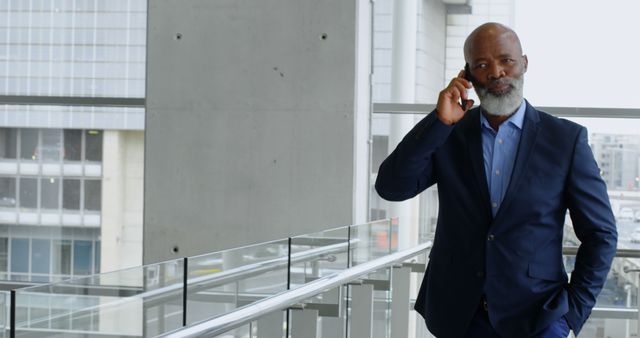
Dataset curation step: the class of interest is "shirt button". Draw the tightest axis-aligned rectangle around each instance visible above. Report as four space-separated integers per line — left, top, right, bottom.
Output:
492 202 497 208
488 234 495 241
498 139 503 144
495 170 500 175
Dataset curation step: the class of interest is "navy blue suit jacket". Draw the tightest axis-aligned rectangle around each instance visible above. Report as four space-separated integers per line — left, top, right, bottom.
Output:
375 102 617 337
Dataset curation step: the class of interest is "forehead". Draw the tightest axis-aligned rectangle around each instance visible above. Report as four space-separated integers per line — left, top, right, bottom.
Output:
465 30 521 62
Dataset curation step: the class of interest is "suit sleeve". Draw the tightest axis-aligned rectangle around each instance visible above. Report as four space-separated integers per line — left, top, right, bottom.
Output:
564 127 618 334
375 111 454 201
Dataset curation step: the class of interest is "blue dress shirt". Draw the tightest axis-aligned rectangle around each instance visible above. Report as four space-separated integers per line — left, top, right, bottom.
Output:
480 100 526 217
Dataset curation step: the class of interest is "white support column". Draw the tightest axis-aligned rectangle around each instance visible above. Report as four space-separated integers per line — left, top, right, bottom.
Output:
256 311 284 338
290 308 319 338
350 284 374 338
389 0 418 250
319 287 344 337
390 266 411 337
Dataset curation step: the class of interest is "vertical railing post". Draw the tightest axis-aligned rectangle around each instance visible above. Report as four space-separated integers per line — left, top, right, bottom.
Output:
183 257 188 327
10 290 15 338
286 237 292 338
345 225 352 338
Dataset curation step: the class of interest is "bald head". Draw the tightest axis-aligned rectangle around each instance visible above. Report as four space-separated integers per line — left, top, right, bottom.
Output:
464 23 523 63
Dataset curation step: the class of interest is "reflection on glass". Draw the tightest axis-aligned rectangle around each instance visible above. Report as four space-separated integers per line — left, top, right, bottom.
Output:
20 129 38 160
94 241 101 274
19 178 38 208
0 238 8 277
11 238 29 274
63 179 81 210
73 241 93 275
0 128 18 159
41 177 60 209
41 129 62 161
52 240 72 276
186 239 289 326
0 177 17 207
84 180 101 211
64 130 82 161
32 239 51 276
85 130 103 162
290 227 349 289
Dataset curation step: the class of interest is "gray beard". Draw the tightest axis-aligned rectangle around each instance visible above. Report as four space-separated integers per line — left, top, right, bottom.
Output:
474 75 524 117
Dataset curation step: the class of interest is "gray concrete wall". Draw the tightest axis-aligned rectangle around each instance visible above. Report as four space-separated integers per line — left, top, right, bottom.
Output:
144 0 370 262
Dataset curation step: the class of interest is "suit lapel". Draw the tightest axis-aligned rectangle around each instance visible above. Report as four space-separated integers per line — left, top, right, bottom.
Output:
460 109 491 214
493 102 541 223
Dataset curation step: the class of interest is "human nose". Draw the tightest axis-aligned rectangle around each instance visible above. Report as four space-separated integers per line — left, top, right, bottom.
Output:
487 63 505 80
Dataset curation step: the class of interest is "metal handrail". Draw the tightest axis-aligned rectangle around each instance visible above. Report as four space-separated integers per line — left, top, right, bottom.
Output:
372 103 640 118
12 238 358 329
563 246 640 258
158 242 432 338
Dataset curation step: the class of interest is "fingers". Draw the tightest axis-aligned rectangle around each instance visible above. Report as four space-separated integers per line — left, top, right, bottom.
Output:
464 99 475 111
444 79 470 102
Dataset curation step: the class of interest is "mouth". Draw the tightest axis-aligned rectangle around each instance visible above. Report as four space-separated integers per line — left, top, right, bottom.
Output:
488 83 512 95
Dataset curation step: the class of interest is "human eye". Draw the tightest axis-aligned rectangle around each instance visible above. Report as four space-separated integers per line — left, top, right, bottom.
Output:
475 63 488 69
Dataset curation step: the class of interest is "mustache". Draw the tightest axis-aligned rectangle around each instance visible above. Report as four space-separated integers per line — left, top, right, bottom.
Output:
476 78 515 94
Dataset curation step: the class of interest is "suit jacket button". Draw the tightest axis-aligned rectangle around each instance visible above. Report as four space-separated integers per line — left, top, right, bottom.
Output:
487 234 495 241
477 271 485 278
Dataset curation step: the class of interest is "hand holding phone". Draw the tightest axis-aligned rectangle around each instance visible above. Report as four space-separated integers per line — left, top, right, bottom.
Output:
461 63 473 109
435 65 474 125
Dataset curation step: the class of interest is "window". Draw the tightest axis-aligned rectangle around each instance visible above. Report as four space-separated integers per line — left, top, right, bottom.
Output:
0 238 8 277
40 129 62 162
0 128 17 159
41 177 60 210
63 179 81 210
85 130 103 162
84 180 101 211
94 241 101 274
20 129 38 160
73 241 93 275
0 177 17 207
10 238 29 274
19 178 38 209
52 240 72 276
32 239 51 281
64 130 82 161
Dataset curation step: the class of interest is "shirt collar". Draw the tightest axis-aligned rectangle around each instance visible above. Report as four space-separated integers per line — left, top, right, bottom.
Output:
480 99 526 131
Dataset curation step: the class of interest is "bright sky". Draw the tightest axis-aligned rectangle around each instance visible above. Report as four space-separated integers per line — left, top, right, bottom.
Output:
513 0 640 134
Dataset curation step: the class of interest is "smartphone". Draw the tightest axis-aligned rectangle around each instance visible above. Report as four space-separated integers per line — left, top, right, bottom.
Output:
461 63 472 109
464 63 472 83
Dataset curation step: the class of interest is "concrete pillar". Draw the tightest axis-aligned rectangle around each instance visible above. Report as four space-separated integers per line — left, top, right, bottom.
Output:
145 0 372 263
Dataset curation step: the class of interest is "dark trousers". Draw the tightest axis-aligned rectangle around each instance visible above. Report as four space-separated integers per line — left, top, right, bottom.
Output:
462 306 571 338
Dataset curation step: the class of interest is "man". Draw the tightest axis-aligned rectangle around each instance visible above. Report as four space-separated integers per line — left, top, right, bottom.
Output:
375 23 617 338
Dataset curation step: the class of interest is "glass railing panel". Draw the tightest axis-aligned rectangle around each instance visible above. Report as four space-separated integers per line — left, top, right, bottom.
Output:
350 219 393 267
186 239 289 326
0 291 8 338
13 258 184 337
289 226 350 289
564 255 635 309
563 254 638 337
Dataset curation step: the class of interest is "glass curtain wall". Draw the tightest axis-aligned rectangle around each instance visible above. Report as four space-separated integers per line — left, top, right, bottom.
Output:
0 0 146 284
371 1 640 337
